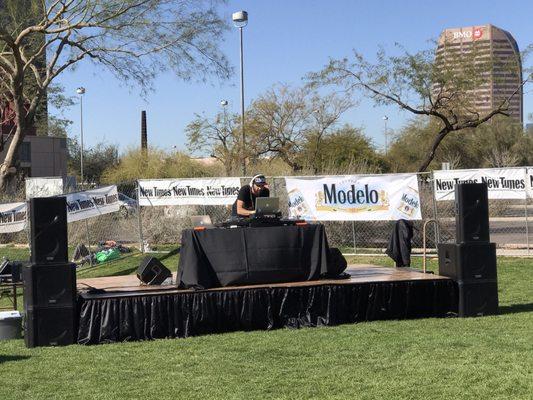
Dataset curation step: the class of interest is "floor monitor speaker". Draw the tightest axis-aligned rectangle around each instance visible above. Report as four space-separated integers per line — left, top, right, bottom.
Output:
137 257 171 285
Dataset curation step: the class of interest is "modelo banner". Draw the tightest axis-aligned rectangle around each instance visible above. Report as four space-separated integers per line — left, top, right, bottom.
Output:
66 185 120 222
138 178 241 206
0 202 27 233
433 168 529 201
285 174 422 221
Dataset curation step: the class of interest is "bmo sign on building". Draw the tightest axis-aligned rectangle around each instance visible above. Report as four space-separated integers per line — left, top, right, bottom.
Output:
446 26 486 42
436 24 524 124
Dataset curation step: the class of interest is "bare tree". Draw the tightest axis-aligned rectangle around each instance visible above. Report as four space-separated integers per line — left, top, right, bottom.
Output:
186 111 241 176
308 43 532 172
0 0 231 190
246 84 352 172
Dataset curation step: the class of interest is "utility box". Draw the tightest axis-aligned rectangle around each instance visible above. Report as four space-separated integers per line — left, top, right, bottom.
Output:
0 310 22 340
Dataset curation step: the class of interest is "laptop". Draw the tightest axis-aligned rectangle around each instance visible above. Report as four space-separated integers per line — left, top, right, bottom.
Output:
255 197 280 216
190 215 214 228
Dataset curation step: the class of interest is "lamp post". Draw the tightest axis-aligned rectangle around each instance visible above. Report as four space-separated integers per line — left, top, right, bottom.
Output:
76 87 86 188
382 115 389 156
232 10 248 176
220 99 228 133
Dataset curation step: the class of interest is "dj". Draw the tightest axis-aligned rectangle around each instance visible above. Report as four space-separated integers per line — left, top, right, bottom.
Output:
231 174 270 217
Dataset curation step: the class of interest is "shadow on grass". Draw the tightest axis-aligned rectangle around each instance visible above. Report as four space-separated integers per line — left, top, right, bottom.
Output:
107 247 180 277
0 355 30 364
158 247 180 261
498 303 533 315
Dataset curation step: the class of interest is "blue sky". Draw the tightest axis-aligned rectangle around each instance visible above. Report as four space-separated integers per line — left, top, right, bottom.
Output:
55 0 533 154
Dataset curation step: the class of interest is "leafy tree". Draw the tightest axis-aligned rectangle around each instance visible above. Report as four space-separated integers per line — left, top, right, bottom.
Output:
301 124 384 174
185 84 353 174
68 139 119 185
102 148 219 183
388 115 533 171
0 0 230 191
307 43 532 172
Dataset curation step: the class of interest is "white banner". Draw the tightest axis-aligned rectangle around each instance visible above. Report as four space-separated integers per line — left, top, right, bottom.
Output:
285 174 422 221
138 178 241 206
66 185 120 222
25 177 63 200
433 168 528 201
0 202 27 233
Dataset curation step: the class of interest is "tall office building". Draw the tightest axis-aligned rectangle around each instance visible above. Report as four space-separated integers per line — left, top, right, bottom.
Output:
435 25 523 123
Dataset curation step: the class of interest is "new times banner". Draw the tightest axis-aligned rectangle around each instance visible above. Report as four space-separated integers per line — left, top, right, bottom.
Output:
285 174 422 221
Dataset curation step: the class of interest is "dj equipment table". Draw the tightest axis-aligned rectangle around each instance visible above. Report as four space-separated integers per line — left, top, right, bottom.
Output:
177 224 346 289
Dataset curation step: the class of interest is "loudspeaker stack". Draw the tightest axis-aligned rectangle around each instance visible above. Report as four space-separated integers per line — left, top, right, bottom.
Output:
23 197 76 347
438 183 498 317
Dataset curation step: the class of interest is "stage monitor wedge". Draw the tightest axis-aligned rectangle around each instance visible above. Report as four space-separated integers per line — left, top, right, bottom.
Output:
30 196 68 264
137 257 172 285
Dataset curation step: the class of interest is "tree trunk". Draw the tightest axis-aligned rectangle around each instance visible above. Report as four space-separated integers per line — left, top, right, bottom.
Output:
417 128 450 172
0 121 25 192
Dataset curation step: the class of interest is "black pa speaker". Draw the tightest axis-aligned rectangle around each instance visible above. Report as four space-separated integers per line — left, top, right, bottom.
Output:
455 183 490 243
24 307 75 348
30 197 68 264
137 257 172 285
438 242 497 281
23 263 77 347
23 263 77 309
457 281 498 317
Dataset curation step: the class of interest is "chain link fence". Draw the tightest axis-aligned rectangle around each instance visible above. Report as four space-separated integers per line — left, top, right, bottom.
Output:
1 173 532 258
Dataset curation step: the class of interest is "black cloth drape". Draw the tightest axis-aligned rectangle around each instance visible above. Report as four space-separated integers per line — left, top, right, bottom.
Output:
76 279 457 344
386 219 414 267
177 224 344 289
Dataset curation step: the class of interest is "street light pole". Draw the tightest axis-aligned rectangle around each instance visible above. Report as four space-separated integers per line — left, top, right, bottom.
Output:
382 115 389 156
233 11 248 176
220 99 228 131
76 87 86 188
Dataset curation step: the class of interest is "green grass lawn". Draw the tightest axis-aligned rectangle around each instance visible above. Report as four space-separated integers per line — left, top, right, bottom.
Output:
0 253 532 399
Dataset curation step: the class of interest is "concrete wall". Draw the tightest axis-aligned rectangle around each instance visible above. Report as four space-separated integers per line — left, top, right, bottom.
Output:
0 135 68 178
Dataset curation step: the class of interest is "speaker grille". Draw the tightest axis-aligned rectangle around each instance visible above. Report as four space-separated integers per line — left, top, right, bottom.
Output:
30 197 68 264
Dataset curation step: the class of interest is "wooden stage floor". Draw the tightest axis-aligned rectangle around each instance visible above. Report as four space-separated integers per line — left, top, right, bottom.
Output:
77 264 451 299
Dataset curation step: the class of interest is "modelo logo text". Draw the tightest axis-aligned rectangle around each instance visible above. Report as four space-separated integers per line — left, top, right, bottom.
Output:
323 184 379 205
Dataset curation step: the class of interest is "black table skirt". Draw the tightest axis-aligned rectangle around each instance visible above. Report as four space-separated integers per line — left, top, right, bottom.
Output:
76 279 457 344
177 224 345 289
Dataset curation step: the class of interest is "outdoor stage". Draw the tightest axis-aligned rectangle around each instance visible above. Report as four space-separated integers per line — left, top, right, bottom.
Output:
76 265 457 345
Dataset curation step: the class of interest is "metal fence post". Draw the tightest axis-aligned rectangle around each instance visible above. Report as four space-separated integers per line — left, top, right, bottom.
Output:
84 218 93 268
351 221 357 254
525 196 530 256
429 172 440 246
136 181 145 253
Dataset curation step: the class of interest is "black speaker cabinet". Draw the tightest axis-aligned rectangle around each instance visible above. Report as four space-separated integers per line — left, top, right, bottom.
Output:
30 197 68 264
457 281 498 317
137 257 171 285
24 306 75 347
438 242 497 281
455 183 490 243
23 263 76 309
